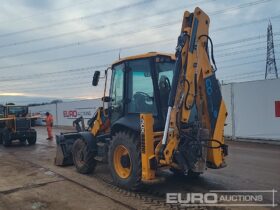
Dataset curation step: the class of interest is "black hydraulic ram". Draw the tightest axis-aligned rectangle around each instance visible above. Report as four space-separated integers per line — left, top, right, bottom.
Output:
160 32 188 148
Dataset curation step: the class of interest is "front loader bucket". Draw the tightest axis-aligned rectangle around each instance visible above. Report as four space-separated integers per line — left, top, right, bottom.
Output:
54 132 81 166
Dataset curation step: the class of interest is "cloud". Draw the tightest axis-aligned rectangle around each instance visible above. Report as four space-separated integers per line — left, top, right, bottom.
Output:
0 0 279 104
0 92 25 96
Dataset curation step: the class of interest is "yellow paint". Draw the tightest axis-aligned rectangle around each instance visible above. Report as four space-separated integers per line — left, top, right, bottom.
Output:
140 114 156 181
113 145 132 179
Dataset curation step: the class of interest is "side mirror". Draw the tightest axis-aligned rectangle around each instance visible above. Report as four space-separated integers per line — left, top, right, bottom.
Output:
102 96 111 102
92 71 101 86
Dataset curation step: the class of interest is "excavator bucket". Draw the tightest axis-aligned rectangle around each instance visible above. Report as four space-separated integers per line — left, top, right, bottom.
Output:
54 133 80 166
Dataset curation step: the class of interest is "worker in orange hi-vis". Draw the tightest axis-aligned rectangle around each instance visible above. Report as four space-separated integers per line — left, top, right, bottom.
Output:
45 112 54 140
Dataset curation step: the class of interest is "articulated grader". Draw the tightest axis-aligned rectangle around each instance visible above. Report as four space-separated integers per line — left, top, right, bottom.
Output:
55 7 228 190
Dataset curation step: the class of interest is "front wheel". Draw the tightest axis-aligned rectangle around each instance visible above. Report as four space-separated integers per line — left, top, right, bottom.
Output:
27 136 37 145
109 131 142 190
2 129 11 147
72 138 97 174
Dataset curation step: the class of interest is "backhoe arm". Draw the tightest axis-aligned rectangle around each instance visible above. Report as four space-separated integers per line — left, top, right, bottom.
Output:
160 7 227 168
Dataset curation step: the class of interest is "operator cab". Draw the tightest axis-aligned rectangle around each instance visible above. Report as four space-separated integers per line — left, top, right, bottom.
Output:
6 105 28 118
93 52 175 132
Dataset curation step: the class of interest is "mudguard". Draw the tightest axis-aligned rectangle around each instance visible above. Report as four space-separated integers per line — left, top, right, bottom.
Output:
55 131 97 166
79 131 98 152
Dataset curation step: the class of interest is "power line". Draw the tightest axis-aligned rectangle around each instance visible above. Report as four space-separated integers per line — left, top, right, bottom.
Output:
0 31 279 71
0 81 100 93
216 40 267 52
0 23 177 60
218 53 266 63
209 0 273 15
220 58 280 69
0 16 279 60
222 72 264 82
212 14 280 32
1 22 280 63
0 0 212 49
0 0 274 65
0 74 92 89
2 49 276 84
220 69 264 78
0 0 271 39
0 0 158 38
0 64 108 82
0 38 174 70
216 43 280 57
0 18 176 49
216 33 279 47
2 52 278 89
0 0 94 24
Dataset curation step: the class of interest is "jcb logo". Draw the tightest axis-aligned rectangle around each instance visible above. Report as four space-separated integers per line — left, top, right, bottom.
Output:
140 118 145 134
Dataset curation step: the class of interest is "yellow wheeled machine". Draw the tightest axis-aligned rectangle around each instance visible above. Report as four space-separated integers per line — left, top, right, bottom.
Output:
55 7 228 190
0 105 37 146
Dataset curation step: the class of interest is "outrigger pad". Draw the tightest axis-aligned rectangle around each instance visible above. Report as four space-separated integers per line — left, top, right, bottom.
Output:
54 133 80 166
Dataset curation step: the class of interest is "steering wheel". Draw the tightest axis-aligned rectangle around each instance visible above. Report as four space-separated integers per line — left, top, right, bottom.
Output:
134 92 153 103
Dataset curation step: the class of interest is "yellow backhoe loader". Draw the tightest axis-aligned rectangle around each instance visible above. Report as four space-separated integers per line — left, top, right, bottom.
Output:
55 7 228 190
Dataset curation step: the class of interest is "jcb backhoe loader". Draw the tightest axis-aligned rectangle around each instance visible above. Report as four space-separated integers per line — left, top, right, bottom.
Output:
55 7 228 190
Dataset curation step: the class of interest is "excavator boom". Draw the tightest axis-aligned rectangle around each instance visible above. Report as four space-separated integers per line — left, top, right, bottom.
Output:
160 8 228 169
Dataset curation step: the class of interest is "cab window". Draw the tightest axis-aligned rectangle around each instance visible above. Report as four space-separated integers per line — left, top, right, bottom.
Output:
127 59 157 114
110 63 125 123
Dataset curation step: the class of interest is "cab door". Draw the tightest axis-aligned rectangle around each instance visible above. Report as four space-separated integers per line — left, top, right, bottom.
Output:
109 63 125 124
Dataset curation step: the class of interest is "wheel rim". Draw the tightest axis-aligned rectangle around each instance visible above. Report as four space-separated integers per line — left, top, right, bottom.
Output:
113 145 132 179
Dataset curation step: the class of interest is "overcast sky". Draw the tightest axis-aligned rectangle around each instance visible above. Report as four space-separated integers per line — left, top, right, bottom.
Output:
0 0 279 104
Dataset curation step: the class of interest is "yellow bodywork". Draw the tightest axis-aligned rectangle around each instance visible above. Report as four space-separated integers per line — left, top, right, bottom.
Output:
87 8 227 183
113 145 132 179
140 8 227 180
140 114 156 180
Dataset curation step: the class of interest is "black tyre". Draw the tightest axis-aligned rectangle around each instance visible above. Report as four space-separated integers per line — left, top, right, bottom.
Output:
72 138 97 174
27 136 37 145
2 129 11 147
109 131 142 190
0 134 3 145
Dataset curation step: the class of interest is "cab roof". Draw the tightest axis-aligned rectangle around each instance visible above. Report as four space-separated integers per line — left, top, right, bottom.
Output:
112 52 175 66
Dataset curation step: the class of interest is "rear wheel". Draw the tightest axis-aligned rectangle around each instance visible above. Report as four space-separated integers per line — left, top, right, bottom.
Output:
0 134 3 144
72 138 97 174
3 129 11 147
109 131 142 190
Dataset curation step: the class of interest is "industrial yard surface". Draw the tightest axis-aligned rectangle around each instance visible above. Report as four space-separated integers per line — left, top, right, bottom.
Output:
0 127 279 210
